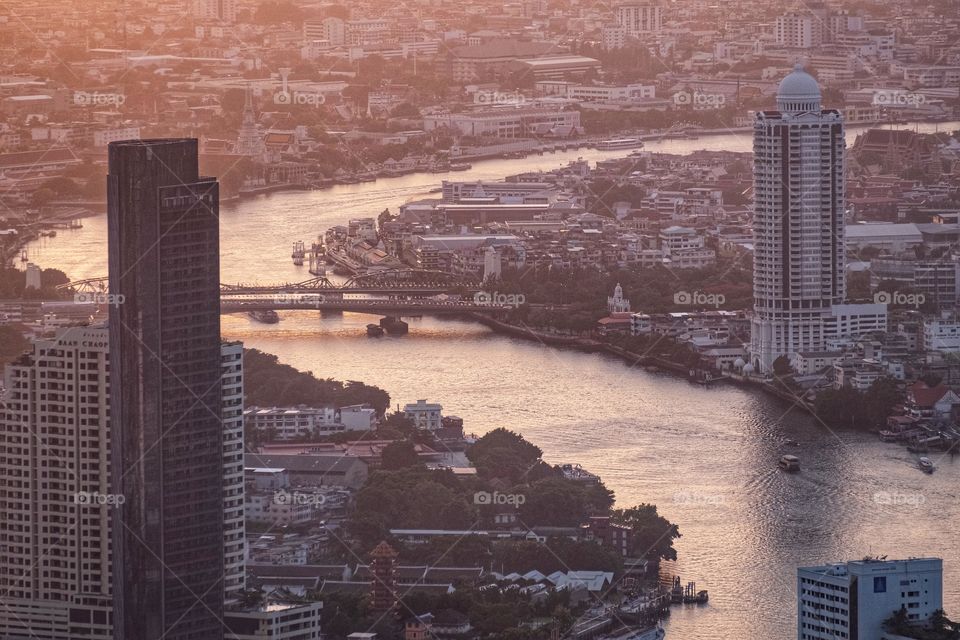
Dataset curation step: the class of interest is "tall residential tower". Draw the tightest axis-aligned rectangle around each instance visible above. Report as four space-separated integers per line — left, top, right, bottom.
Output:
107 138 225 639
749 65 884 372
0 327 245 639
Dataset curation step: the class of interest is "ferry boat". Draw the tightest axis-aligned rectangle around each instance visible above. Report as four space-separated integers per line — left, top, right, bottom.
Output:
779 454 800 472
449 162 472 171
918 457 935 473
596 137 644 150
247 309 279 324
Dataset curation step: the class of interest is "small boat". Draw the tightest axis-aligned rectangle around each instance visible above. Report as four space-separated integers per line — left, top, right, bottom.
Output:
596 137 644 150
918 457 935 473
247 310 279 324
449 162 472 171
366 324 384 337
779 454 800 472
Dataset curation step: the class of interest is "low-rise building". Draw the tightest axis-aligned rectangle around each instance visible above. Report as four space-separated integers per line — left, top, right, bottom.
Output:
797 557 943 640
224 601 323 640
793 351 844 375
244 405 376 439
404 399 443 431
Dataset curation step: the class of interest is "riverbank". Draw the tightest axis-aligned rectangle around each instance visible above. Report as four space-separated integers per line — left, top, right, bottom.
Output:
471 312 816 414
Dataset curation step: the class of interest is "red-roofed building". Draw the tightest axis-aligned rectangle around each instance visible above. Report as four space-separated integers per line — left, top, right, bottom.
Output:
906 381 960 419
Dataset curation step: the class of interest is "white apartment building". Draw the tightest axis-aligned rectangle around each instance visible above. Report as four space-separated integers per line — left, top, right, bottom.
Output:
749 66 885 373
616 3 662 35
244 405 376 439
92 126 141 147
776 13 822 49
922 318 960 352
601 25 627 50
797 557 943 640
404 399 442 431
0 327 245 639
223 601 323 640
659 226 704 251
192 0 237 23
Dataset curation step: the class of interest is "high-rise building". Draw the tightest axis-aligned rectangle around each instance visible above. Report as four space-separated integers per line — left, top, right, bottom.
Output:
775 13 823 49
749 66 886 372
0 327 245 639
107 138 225 639
0 326 113 640
797 557 943 640
192 0 237 24
221 340 246 600
615 3 662 36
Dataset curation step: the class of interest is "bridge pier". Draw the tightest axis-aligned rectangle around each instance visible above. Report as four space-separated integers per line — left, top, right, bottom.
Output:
379 316 408 335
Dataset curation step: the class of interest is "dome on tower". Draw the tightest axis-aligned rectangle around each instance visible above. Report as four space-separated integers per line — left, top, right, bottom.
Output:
776 64 821 113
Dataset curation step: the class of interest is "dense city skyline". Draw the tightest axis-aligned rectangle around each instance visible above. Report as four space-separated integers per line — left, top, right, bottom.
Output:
1 0 960 639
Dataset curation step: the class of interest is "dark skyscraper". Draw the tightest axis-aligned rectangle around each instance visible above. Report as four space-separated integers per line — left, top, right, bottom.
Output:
107 139 224 640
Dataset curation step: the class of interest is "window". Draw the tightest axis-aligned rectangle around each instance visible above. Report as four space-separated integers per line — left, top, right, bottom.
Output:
874 576 887 593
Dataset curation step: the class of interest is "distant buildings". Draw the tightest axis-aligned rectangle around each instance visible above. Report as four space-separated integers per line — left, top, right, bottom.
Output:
423 106 582 138
192 0 238 24
404 399 443 431
107 138 226 638
616 3 663 36
796 557 943 640
244 404 377 439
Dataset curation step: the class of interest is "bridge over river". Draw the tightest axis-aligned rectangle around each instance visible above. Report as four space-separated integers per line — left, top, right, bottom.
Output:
59 268 516 315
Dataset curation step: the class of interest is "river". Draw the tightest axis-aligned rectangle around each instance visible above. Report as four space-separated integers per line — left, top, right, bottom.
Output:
24 121 960 639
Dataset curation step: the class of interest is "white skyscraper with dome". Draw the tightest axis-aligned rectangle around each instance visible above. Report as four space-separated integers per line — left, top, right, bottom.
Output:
749 65 886 373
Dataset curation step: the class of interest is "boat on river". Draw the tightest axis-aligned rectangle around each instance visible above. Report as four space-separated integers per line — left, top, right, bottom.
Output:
247 310 279 324
597 137 644 150
779 454 800 472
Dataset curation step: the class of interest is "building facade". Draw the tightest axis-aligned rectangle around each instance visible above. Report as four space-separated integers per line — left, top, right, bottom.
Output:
797 557 943 640
749 67 884 372
0 328 244 638
0 326 113 640
107 138 226 639
616 3 662 35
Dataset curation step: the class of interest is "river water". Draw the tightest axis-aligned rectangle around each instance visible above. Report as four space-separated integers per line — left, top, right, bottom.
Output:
25 121 960 639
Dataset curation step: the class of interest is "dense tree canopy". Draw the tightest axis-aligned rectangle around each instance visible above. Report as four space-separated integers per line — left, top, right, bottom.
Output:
242 348 390 414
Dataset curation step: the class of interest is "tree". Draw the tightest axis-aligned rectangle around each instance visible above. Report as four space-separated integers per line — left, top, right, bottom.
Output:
242 349 390 414
772 355 793 377
0 325 30 367
380 440 421 470
611 504 681 561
